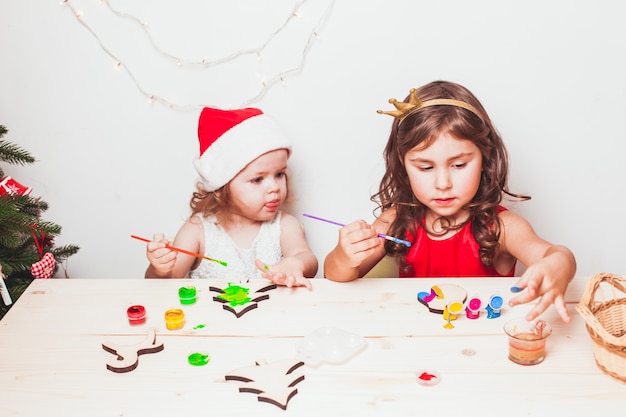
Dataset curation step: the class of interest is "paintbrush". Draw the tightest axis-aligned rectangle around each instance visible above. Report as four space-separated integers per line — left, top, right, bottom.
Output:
302 213 412 247
130 235 228 267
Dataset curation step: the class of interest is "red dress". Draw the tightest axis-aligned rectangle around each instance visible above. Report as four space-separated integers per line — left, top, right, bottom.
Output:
400 207 515 278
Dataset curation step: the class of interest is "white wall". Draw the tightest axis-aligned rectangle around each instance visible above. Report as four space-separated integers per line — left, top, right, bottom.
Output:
1 0 624 279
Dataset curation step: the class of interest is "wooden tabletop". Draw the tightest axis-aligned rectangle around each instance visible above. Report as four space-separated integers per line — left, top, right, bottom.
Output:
0 277 624 416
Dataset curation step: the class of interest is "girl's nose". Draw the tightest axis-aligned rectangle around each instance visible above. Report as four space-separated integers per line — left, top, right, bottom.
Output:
266 177 280 192
434 169 452 190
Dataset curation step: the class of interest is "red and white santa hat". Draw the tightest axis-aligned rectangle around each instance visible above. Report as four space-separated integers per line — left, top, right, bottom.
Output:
193 107 292 191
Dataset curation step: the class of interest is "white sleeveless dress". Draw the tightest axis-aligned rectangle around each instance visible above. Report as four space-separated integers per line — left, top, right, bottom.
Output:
190 211 283 280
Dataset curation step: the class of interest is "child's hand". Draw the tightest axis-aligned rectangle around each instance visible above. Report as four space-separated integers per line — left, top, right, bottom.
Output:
146 239 177 276
508 248 574 323
334 220 382 268
255 259 312 289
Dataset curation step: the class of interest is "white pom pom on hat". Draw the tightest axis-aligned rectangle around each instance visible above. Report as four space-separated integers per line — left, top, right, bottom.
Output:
193 107 292 192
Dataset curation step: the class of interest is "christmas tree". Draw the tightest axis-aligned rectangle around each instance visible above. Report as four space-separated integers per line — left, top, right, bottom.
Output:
0 124 80 319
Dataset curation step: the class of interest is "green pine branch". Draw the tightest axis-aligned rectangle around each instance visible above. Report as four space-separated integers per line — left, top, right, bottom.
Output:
0 125 36 179
0 124 80 318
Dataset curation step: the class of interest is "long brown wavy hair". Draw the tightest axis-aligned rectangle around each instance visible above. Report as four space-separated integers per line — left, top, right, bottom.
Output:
371 80 529 272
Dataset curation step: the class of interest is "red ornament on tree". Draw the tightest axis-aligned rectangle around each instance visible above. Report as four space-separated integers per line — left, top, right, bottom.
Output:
31 252 56 279
30 228 56 279
0 176 32 196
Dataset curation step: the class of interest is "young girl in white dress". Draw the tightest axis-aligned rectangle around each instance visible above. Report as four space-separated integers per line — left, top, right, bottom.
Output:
144 107 318 288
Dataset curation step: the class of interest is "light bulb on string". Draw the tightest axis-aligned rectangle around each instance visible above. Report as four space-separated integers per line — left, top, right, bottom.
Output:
62 0 336 110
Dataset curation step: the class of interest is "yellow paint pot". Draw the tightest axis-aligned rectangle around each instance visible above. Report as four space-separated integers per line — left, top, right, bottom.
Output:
164 308 185 330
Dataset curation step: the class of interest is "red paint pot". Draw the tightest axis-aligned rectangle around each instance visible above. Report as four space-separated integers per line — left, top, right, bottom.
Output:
127 305 146 325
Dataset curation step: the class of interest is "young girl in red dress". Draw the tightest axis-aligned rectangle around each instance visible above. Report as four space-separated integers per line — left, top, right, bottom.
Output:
324 80 576 322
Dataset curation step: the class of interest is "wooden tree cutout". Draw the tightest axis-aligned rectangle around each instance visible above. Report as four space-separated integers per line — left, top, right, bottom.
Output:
101 328 164 373
225 359 305 410
210 282 277 318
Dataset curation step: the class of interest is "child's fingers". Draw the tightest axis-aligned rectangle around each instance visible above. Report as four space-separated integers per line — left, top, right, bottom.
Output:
555 307 571 323
508 295 526 310
254 259 268 273
552 295 571 323
147 240 170 255
514 291 570 323
340 221 377 243
146 241 160 252
283 276 312 289
524 298 549 321
253 259 312 289
295 276 313 289
343 219 370 232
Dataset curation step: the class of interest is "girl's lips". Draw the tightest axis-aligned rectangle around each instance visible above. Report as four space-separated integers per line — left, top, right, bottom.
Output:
265 200 280 211
434 197 455 206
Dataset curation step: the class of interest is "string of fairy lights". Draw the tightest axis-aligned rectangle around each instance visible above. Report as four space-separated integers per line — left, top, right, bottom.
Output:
61 0 335 110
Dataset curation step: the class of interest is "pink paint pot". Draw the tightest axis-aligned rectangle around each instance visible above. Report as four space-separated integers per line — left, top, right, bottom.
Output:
465 296 482 319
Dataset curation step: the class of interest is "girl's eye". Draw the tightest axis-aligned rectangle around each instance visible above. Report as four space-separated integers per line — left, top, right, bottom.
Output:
276 171 286 179
252 176 264 184
418 166 433 171
453 162 467 169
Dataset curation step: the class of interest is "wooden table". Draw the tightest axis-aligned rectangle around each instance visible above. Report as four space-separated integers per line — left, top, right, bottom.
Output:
0 277 624 416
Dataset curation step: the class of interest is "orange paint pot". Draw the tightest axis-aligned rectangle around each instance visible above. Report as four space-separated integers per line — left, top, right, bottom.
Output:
164 308 185 330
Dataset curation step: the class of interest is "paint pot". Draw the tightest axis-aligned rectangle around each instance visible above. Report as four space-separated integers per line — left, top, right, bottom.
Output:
178 286 197 305
504 319 552 365
486 294 504 319
489 294 504 310
127 305 146 325
164 308 185 330
443 301 464 321
465 296 482 319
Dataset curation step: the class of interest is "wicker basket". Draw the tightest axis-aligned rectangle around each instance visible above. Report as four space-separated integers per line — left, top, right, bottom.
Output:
576 272 626 383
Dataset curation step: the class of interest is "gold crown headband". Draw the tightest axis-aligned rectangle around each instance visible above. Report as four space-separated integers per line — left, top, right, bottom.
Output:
377 88 483 123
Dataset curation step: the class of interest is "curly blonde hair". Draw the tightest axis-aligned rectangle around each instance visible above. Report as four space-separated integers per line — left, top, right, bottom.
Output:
189 174 292 222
